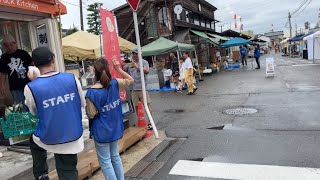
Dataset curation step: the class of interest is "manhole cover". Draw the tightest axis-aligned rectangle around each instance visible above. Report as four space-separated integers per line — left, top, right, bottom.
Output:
224 108 258 115
164 109 185 113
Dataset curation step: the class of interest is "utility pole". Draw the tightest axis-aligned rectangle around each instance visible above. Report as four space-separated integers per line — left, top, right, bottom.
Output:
80 0 84 31
289 12 292 38
295 23 298 35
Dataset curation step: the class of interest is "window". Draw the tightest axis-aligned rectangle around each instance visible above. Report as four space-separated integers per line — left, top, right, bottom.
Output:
186 10 189 23
200 17 205 27
158 7 169 28
180 9 187 22
18 22 32 54
188 11 194 24
206 19 211 29
211 21 215 30
194 14 200 26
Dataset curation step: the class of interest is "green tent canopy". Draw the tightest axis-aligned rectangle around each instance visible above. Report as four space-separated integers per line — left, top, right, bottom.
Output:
190 30 220 47
142 37 195 56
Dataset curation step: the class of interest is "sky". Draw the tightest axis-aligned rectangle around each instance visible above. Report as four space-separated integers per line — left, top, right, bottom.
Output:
61 0 320 36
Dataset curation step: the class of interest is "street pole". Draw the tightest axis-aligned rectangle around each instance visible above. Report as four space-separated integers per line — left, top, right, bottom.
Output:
80 0 84 31
133 11 159 139
289 12 292 38
295 23 298 36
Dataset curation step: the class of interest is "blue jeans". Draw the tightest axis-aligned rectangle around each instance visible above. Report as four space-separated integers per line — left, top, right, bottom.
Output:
95 140 124 180
11 90 29 112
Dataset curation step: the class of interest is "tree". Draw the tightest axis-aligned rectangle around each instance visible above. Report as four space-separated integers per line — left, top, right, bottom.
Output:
66 26 79 36
87 2 103 35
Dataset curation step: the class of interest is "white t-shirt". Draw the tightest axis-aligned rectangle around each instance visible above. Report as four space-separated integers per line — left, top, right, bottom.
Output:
184 57 193 69
179 62 186 80
24 72 86 154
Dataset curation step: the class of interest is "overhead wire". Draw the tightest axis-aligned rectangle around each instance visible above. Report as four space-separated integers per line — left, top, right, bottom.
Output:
291 0 309 16
293 0 313 17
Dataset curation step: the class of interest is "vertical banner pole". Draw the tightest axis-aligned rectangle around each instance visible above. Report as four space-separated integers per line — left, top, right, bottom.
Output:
133 11 159 139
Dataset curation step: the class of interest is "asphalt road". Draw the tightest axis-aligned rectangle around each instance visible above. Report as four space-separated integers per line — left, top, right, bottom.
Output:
145 53 320 179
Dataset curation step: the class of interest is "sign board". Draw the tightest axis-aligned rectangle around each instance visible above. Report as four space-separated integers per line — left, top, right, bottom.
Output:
100 7 126 100
36 26 49 47
266 57 275 77
126 0 141 11
0 0 67 15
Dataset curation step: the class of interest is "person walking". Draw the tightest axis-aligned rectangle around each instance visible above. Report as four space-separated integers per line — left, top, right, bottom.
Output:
85 58 134 180
240 45 248 67
178 57 186 92
128 48 153 130
254 44 261 69
0 34 33 111
170 53 180 92
24 47 85 180
183 52 197 95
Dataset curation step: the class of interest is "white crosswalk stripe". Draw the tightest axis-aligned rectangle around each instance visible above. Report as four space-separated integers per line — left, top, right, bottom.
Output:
169 160 320 180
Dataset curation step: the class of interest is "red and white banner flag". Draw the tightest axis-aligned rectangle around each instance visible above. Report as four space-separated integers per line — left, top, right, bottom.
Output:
100 7 126 100
234 14 237 29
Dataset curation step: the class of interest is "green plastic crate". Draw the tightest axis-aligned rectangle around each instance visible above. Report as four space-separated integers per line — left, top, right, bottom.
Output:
0 112 38 139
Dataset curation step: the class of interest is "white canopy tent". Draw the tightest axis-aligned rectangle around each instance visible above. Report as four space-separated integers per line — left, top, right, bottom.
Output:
303 31 320 62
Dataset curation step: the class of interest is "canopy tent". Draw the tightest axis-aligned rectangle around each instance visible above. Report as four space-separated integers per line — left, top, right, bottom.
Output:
207 33 230 41
303 31 320 61
281 38 290 44
221 29 252 40
190 30 220 46
62 31 136 60
220 37 252 48
251 38 267 43
288 34 305 42
141 37 195 57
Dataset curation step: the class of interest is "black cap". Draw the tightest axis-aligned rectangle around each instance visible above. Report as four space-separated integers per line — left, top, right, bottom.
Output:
32 47 54 67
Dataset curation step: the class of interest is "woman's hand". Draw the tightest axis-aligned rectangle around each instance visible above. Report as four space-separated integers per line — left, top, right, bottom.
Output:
112 57 121 72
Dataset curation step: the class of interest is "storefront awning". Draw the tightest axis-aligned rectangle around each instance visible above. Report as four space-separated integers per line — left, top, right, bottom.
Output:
288 34 305 42
207 33 230 41
0 0 67 16
190 30 219 47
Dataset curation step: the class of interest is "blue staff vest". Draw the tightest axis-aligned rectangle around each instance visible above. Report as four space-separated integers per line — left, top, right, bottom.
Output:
86 79 124 143
28 73 83 145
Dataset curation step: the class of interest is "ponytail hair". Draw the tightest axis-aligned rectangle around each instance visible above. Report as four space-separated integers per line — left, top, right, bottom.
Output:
94 58 112 88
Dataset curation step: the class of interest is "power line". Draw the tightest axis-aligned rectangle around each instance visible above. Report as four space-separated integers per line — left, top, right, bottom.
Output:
291 0 309 16
293 0 313 17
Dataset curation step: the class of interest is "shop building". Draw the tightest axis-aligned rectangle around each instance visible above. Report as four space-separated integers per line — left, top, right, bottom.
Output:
113 0 219 67
0 0 66 72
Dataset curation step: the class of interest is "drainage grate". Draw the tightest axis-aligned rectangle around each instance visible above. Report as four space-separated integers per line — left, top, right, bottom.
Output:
207 126 225 130
125 139 185 179
224 108 258 115
189 157 204 162
164 109 185 113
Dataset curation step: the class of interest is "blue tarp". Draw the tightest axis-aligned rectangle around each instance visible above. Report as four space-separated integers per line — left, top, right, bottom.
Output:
288 34 305 42
220 37 252 48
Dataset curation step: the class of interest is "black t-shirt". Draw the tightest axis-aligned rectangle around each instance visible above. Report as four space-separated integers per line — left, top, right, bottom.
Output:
0 49 32 91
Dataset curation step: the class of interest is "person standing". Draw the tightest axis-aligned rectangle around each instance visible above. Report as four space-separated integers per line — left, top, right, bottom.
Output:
240 45 247 66
254 44 261 69
170 53 180 92
128 48 153 130
86 58 134 180
178 57 186 92
0 34 32 111
24 47 85 180
183 52 197 95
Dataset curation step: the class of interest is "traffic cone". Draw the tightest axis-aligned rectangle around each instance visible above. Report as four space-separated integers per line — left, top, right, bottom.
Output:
137 101 154 139
137 101 147 128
